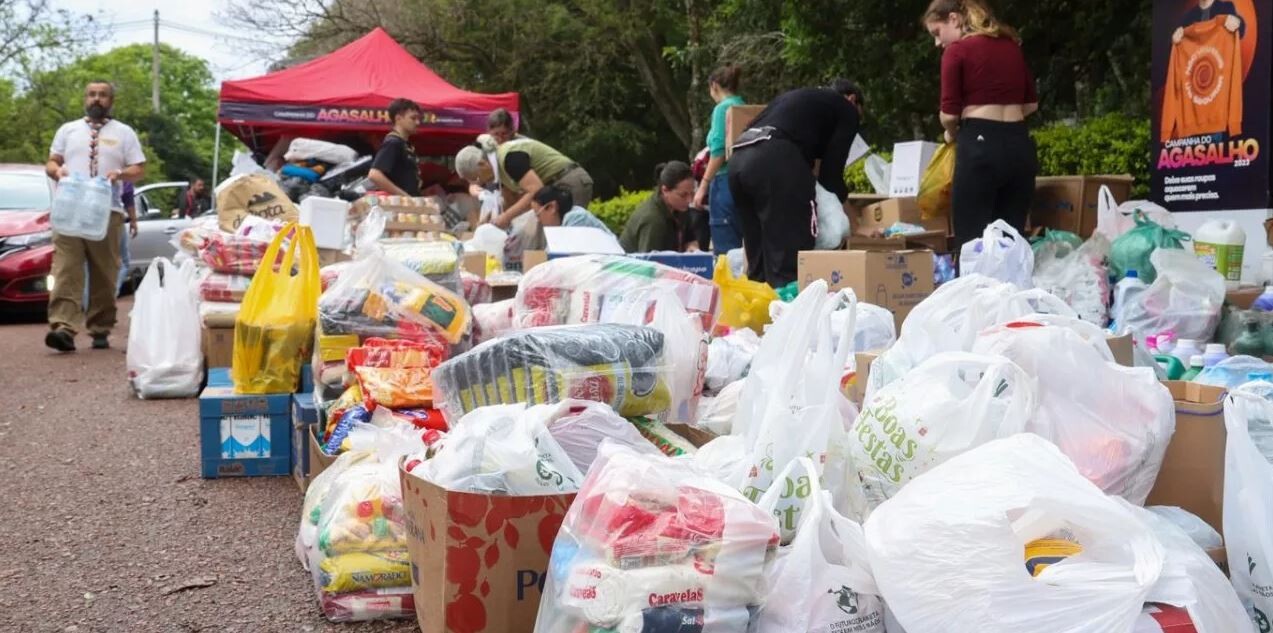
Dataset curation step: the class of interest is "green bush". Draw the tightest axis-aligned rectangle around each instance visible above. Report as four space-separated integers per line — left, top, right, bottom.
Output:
1031 113 1151 198
590 188 650 234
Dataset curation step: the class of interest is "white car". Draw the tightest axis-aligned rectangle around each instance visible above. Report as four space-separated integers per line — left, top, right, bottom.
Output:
125 181 210 288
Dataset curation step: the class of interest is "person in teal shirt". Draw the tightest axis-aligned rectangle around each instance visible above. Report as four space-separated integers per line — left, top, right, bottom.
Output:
692 64 745 255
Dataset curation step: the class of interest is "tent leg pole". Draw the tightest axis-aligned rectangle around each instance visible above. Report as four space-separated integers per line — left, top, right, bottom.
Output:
212 122 222 192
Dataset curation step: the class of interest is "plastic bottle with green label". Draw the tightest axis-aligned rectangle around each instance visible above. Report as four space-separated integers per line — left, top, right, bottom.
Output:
1181 355 1205 382
1194 220 1245 290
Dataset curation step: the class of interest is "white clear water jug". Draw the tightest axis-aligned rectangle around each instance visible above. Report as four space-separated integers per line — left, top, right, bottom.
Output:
1194 219 1245 290
50 174 112 240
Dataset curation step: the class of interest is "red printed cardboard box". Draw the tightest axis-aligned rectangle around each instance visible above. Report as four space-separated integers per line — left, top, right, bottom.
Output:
400 465 575 633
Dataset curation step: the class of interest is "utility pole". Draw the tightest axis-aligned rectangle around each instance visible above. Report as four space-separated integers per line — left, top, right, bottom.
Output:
151 10 160 113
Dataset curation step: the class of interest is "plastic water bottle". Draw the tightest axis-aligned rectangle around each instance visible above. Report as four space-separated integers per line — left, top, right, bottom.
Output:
50 174 111 240
1110 270 1147 332
1202 343 1230 368
1181 355 1206 382
1253 286 1273 312
1172 339 1203 368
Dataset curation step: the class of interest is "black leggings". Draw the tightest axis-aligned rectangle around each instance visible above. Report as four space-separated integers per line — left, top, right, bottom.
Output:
951 118 1037 249
727 138 816 288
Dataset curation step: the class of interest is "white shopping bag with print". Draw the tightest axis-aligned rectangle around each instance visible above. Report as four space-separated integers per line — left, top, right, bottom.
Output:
1223 383 1273 632
756 457 886 632
959 219 1034 288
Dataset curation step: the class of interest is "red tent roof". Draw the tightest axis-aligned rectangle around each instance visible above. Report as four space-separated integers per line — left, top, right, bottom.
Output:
218 28 518 156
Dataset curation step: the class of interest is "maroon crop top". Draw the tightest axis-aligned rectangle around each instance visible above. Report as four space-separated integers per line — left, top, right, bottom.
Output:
940 34 1038 116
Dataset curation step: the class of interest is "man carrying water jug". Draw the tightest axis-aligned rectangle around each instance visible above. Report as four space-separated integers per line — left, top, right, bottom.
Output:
43 80 145 352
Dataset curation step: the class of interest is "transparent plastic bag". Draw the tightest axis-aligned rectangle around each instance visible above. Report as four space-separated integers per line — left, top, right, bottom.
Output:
198 271 253 303
865 435 1165 633
1223 383 1273 630
417 403 584 494
848 352 1036 518
513 255 720 333
959 220 1034 288
460 271 492 306
1120 248 1225 344
127 258 203 398
432 324 674 420
1195 355 1273 390
756 457 886 632
704 328 760 395
814 183 850 250
1034 233 1112 326
539 400 662 474
533 444 779 633
317 247 472 344
50 174 111 240
604 288 707 424
972 322 1175 505
1146 506 1222 551
771 298 896 354
472 298 515 345
464 223 508 267
379 238 461 291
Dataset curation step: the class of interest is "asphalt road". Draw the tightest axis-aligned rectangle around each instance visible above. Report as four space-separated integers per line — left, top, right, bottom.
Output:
0 300 418 633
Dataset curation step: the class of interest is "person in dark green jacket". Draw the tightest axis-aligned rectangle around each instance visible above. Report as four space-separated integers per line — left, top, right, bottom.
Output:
620 162 699 253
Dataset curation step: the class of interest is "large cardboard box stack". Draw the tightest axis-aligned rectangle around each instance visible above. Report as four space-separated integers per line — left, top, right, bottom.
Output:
797 250 935 329
399 466 574 633
1030 175 1134 237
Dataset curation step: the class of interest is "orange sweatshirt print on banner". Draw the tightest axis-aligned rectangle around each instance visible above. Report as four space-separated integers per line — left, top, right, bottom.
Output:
1161 16 1244 140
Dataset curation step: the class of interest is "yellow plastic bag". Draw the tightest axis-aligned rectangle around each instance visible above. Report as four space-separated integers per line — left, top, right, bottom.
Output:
918 142 955 220
231 223 320 394
713 256 778 334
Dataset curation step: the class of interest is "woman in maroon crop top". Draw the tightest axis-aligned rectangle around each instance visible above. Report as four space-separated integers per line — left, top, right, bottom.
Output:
923 0 1039 256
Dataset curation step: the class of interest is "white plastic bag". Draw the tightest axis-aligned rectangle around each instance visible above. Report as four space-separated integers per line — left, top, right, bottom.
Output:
1223 382 1273 631
1096 185 1178 242
285 138 358 166
127 258 203 398
1134 503 1252 633
734 283 858 539
959 219 1034 288
697 380 742 435
1195 355 1273 390
755 457 886 632
538 400 662 474
814 183 850 250
770 299 896 354
222 150 275 191
704 328 760 394
419 403 584 494
865 434 1164 633
1120 248 1226 344
973 322 1175 505
848 352 1036 518
1147 506 1223 552
464 223 508 266
1034 233 1112 326
864 154 891 195
604 288 707 424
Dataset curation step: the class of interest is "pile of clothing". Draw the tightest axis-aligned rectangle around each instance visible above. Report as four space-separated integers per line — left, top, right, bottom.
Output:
278 138 359 203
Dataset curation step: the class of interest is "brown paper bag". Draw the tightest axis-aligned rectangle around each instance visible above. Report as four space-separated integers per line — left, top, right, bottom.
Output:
216 174 299 232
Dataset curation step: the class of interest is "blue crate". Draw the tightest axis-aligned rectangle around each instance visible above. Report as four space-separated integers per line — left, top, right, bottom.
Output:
292 393 319 426
627 253 715 279
198 386 293 479
207 367 232 388
298 364 313 394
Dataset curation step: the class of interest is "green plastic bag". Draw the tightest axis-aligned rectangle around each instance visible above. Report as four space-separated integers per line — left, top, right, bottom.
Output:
1030 230 1083 257
1109 212 1190 284
777 281 800 303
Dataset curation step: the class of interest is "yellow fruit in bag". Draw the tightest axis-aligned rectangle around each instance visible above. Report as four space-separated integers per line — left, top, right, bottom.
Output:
918 143 955 220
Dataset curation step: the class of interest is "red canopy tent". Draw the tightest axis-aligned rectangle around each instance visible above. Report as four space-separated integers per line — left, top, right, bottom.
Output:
217 28 518 159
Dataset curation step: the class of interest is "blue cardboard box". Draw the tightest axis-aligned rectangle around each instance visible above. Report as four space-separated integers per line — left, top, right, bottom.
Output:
291 393 319 491
198 386 292 478
298 364 313 394
207 367 232 388
628 252 715 279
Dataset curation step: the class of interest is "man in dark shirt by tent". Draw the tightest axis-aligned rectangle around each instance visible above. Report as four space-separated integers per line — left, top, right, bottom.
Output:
368 98 422 197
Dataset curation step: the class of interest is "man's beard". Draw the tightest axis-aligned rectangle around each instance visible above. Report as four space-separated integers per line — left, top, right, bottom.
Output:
85 103 109 119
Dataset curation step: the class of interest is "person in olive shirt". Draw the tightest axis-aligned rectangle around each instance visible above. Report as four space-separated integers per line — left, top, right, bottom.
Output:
620 162 700 253
368 98 422 196
692 64 745 254
729 79 864 287
454 135 594 230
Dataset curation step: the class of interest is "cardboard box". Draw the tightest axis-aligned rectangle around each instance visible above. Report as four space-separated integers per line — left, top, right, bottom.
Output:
628 252 715 279
1145 382 1227 534
462 252 487 277
203 326 235 369
858 198 948 234
1030 175 1134 237
888 141 940 198
399 466 574 633
317 248 351 267
725 104 766 158
198 387 292 478
522 250 548 273
664 423 719 448
849 351 879 407
1226 285 1264 310
797 250 936 329
1106 333 1134 367
308 424 337 483
845 193 889 216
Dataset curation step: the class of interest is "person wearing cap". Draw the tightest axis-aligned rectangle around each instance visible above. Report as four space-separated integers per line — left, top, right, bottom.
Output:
727 79 864 287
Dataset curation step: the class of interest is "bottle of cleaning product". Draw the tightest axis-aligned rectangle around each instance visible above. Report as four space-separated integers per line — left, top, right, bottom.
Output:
1195 219 1246 290
1155 331 1177 357
1233 319 1267 357
1110 270 1147 332
1181 355 1206 382
1172 338 1203 367
1202 343 1230 368
1155 355 1186 381
1254 286 1273 312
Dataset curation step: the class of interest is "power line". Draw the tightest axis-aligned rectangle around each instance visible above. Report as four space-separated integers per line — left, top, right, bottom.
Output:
159 20 275 45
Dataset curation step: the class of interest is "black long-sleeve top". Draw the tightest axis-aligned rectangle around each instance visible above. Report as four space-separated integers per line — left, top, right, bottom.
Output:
748 87 860 201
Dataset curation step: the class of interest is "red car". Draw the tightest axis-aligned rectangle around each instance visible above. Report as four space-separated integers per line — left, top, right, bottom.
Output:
0 164 54 313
